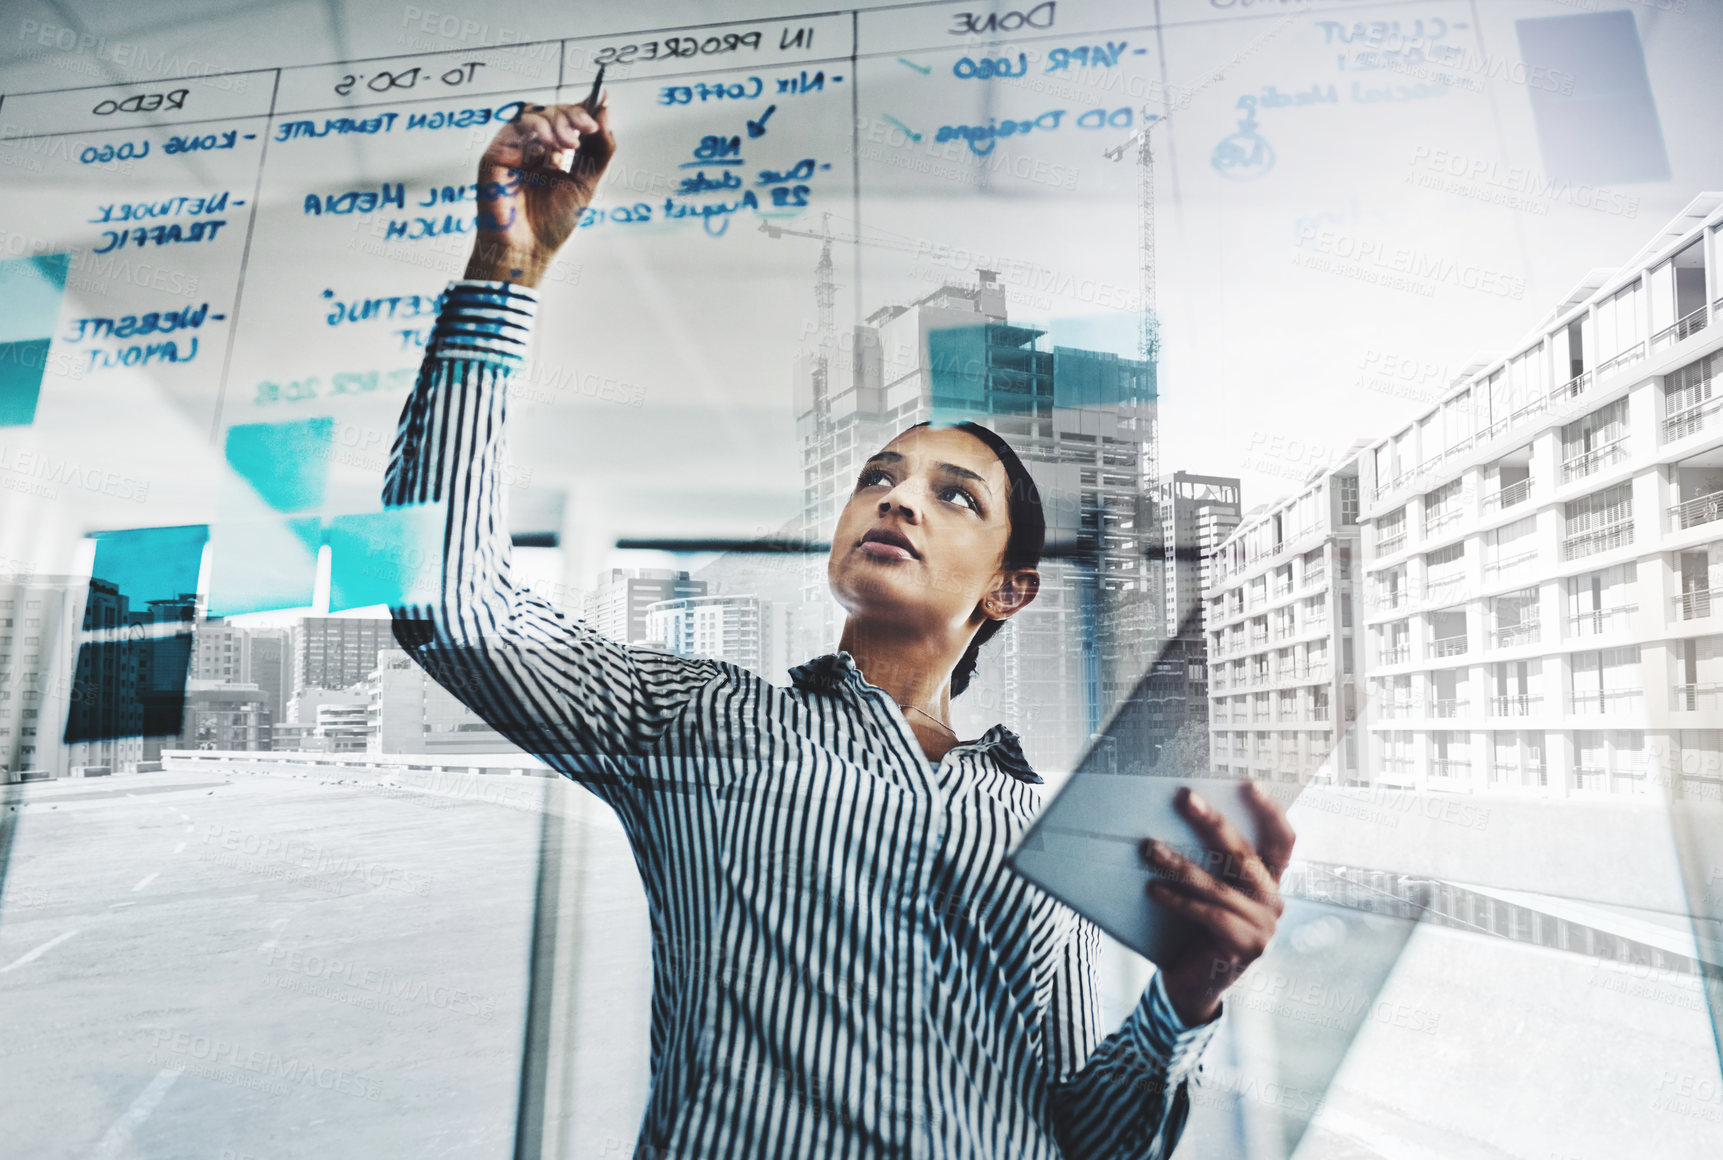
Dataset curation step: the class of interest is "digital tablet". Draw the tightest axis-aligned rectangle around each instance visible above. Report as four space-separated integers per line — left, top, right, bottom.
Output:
1005 773 1296 966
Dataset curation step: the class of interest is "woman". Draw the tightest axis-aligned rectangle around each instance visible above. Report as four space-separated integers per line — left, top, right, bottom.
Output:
383 96 1294 1159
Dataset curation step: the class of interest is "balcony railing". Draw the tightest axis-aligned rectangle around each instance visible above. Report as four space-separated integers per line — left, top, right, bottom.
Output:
1431 698 1467 718
1491 620 1540 648
1430 758 1471 779
1663 394 1722 443
1561 520 1633 560
1490 694 1542 716
1550 370 1592 405
1595 341 1646 379
1649 305 1708 354
1559 437 1629 485
1492 761 1547 785
1376 530 1407 555
1423 507 1463 536
1671 489 1723 531
1674 589 1714 621
1379 701 1417 720
1380 643 1410 665
1482 478 1532 512
1570 688 1643 714
1271 580 1292 599
1427 634 1469 659
1381 756 1415 777
1485 548 1539 576
1673 683 1722 712
1303 568 1327 588
1567 604 1637 636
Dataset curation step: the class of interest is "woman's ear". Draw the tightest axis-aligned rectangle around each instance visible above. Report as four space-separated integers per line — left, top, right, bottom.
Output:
984 569 1040 620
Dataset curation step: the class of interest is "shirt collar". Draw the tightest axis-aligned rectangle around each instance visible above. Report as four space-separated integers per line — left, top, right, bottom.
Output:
788 651 1043 783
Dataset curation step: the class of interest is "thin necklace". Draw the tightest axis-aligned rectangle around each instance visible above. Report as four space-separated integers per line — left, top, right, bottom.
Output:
900 703 957 738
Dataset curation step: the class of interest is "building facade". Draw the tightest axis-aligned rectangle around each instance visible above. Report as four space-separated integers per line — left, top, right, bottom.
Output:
180 681 271 751
366 647 512 755
586 569 707 646
1161 472 1243 637
1354 195 1723 801
294 617 394 695
645 594 771 674
1205 463 1364 784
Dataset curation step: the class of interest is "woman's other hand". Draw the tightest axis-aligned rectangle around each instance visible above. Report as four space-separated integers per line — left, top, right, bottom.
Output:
463 97 616 287
1138 782 1296 1026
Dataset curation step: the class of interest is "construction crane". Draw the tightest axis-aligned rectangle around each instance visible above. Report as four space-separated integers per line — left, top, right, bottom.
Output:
1103 111 1163 368
758 213 929 374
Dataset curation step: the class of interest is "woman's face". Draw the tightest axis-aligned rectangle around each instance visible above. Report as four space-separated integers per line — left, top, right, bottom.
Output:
827 425 1035 641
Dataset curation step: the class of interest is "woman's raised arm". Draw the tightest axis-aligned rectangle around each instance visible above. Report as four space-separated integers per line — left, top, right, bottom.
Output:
382 98 721 808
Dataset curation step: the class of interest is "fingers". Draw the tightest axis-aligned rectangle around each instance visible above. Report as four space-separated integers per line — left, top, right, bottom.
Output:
1140 840 1255 918
1146 879 1266 957
1176 788 1279 904
1242 781 1297 883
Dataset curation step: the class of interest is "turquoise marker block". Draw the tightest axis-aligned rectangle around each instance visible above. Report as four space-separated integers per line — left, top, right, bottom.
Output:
224 417 334 512
0 254 70 427
207 516 322 617
0 254 69 345
325 505 446 611
0 339 51 426
86 524 209 625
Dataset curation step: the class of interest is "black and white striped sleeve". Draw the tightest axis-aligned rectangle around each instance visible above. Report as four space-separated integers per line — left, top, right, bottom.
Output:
1042 917 1219 1159
382 279 719 806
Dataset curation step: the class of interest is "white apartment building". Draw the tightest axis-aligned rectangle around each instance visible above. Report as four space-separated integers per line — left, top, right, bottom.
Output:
365 648 511 755
1205 463 1365 785
1356 194 1723 801
645 594 780 676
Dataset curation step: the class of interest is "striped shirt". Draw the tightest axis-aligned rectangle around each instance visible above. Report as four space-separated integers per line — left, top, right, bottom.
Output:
383 280 1219 1159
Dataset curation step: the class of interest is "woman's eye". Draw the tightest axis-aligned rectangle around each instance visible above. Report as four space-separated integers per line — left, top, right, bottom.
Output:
942 486 978 510
858 469 889 488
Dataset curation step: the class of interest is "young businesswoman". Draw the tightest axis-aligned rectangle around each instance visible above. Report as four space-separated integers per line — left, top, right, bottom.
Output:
383 96 1295 1159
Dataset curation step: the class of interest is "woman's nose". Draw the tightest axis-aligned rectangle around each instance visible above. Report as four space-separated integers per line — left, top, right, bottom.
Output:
878 487 920 520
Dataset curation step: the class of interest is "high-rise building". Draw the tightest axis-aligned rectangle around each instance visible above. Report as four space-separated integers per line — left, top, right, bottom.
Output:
646 594 772 674
794 270 1159 771
1205 461 1365 784
1352 194 1723 801
294 616 394 694
366 647 511 754
189 622 289 731
586 569 707 646
1160 472 1244 636
1142 472 1245 768
180 681 271 750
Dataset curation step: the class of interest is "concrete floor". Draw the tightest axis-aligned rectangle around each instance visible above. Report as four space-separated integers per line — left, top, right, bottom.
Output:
1 768 1719 1159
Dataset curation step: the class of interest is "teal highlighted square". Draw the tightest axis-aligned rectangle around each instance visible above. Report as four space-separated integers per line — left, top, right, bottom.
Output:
207 516 321 617
86 524 209 626
1051 346 1155 409
0 254 69 345
0 338 51 426
224 417 334 512
325 505 446 611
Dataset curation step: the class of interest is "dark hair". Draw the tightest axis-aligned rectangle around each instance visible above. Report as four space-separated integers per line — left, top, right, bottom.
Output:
902 420 1045 697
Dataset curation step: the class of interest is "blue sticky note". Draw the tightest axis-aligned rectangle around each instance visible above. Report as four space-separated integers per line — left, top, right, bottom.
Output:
0 339 51 426
0 254 69 346
1516 12 1670 185
325 505 446 611
224 417 334 513
207 516 322 617
86 524 209 625
63 634 194 742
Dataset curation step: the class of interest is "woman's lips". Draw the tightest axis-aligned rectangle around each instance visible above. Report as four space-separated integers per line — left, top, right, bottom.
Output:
858 540 916 561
